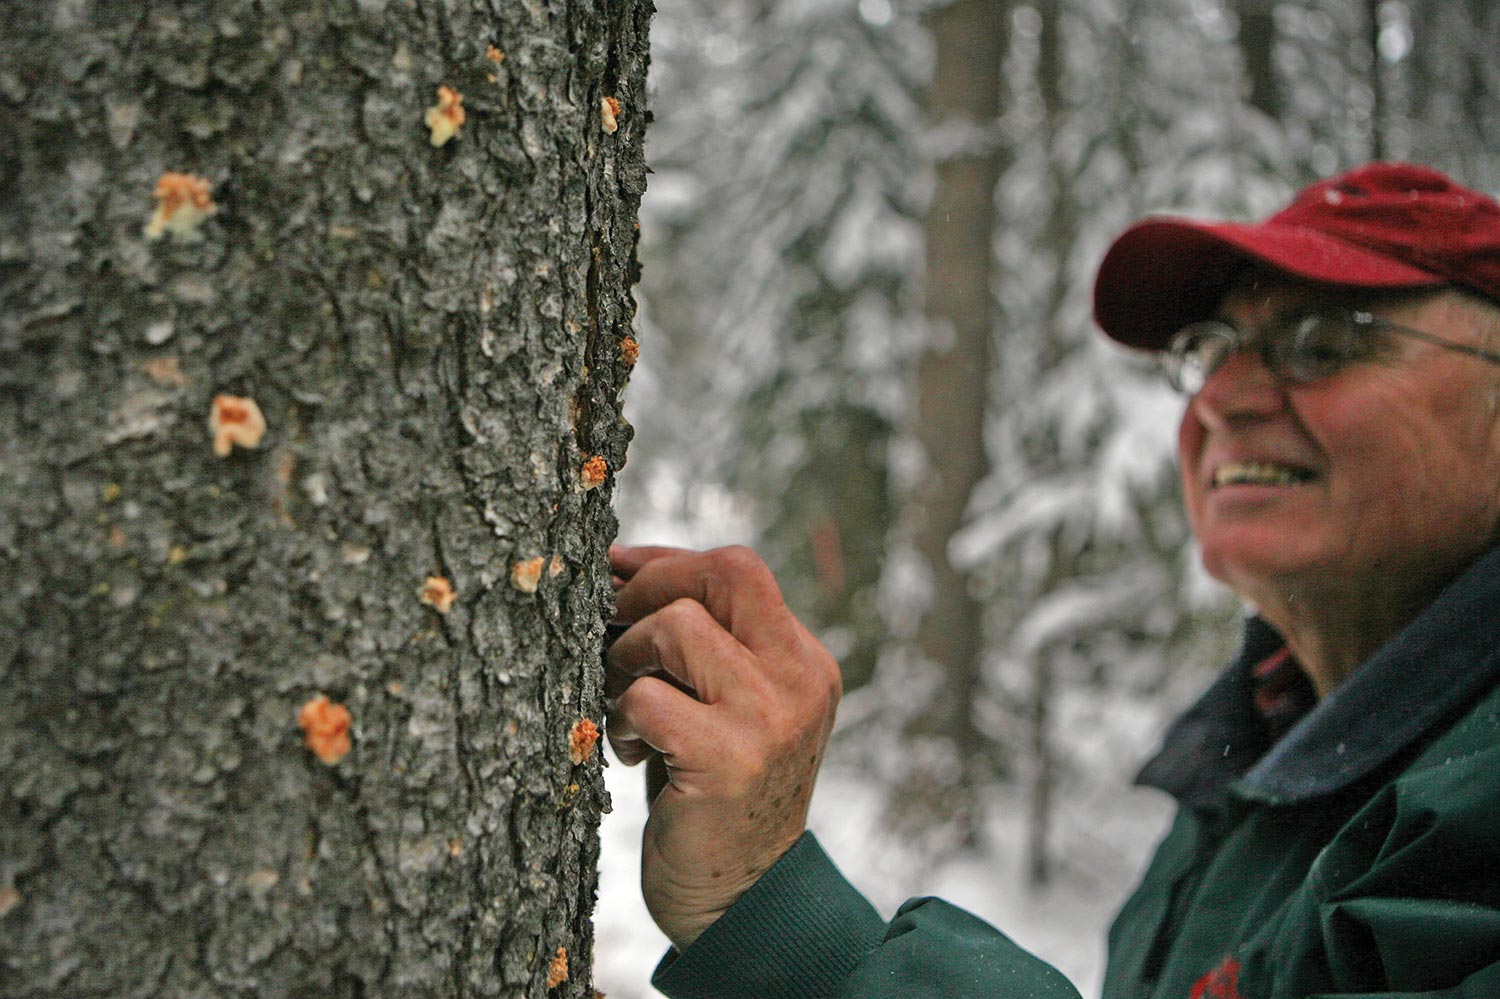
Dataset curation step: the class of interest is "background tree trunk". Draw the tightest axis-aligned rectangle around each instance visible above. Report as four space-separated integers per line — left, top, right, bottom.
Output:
1365 0 1387 160
1405 0 1500 189
0 0 649 994
1020 0 1072 889
1235 0 1281 121
906 0 1009 833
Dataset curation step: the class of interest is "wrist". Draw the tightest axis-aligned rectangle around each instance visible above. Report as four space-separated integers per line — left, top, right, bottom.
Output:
651 833 887 999
646 827 808 948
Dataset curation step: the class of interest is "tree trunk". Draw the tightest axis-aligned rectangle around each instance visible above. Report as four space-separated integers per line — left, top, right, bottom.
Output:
0 0 649 995
1020 0 1073 890
1365 0 1387 160
1404 0 1500 189
908 0 1009 815
1024 641 1055 887
1235 0 1280 121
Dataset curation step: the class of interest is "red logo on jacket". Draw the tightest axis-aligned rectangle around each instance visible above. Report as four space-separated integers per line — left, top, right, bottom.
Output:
1189 957 1244 999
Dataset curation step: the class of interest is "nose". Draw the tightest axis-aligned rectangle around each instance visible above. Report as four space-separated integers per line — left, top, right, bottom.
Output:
1189 345 1286 428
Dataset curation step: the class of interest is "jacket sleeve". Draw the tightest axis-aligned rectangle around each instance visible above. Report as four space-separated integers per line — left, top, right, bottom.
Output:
652 832 1083 999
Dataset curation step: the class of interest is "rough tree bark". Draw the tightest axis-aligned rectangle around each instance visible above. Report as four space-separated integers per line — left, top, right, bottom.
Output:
0 0 649 995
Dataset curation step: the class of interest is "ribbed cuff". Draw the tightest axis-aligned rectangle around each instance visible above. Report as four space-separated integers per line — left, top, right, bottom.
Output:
652 831 887 999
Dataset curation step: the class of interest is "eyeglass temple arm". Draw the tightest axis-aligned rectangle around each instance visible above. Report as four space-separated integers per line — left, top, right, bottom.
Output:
1373 317 1500 367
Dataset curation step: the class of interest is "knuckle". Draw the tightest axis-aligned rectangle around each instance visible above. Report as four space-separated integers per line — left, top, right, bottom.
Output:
797 670 840 721
787 640 842 710
616 674 664 718
707 546 776 592
660 596 707 627
708 544 762 574
703 546 791 624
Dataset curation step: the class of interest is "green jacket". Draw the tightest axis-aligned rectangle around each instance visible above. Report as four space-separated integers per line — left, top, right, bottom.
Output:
653 547 1500 998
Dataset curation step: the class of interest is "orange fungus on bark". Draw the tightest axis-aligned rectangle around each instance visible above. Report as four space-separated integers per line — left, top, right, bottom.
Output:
145 172 216 240
298 695 352 765
209 394 267 457
425 85 465 147
600 96 621 134
546 946 569 988
580 455 608 490
512 556 545 593
569 718 600 764
420 575 457 613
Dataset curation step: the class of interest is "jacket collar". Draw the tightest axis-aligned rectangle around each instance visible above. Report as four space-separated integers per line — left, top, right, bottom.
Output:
1138 545 1500 809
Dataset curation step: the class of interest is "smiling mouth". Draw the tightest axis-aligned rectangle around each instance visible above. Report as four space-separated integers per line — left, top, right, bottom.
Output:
1212 462 1315 488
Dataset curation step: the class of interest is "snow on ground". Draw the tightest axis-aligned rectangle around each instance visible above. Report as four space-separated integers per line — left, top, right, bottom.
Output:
593 751 669 998
592 740 1174 999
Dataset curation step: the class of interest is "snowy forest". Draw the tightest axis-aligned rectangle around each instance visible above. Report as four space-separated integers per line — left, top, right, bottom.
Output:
594 0 1500 994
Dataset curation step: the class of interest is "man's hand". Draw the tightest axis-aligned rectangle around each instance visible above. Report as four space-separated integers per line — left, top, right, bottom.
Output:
605 544 842 950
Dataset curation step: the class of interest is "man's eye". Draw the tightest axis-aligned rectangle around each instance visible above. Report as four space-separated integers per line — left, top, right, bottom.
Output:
1288 315 1373 366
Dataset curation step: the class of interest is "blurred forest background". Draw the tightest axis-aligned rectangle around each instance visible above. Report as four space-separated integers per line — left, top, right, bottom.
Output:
598 0 1500 994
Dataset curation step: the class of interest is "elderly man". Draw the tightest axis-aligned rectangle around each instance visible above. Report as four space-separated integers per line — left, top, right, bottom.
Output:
605 162 1500 999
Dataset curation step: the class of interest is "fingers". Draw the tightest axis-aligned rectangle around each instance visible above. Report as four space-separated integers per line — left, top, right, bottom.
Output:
609 543 687 583
612 545 797 655
606 674 708 767
605 598 752 704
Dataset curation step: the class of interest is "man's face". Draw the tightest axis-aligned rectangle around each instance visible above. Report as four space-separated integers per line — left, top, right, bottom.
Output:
1177 281 1500 605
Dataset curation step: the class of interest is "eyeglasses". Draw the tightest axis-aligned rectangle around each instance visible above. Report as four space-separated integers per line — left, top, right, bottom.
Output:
1163 309 1500 395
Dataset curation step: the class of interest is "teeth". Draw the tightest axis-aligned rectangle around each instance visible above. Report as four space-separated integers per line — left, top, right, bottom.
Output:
1213 462 1309 487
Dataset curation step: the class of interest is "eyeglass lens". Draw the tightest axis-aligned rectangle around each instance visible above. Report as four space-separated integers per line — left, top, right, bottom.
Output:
1167 313 1380 394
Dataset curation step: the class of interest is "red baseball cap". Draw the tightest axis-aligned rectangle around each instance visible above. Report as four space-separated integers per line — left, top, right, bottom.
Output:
1093 162 1500 350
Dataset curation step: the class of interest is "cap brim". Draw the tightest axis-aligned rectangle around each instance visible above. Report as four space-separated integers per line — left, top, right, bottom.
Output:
1093 218 1447 350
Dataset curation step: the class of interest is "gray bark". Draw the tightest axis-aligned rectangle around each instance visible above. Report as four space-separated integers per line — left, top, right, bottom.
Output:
0 0 649 995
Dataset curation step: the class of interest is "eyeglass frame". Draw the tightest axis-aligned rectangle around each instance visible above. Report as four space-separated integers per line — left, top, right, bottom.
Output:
1162 307 1500 396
